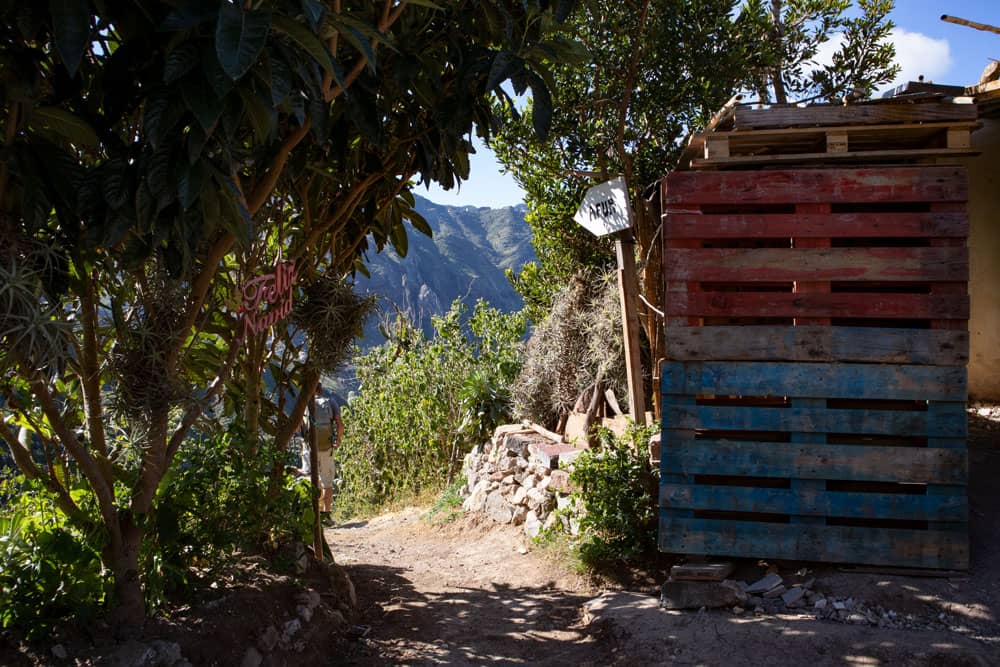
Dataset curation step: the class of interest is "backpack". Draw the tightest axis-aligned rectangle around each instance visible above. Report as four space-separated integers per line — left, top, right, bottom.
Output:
314 396 338 450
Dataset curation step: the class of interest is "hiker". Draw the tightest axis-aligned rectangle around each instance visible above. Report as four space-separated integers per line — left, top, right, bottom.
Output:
299 383 344 516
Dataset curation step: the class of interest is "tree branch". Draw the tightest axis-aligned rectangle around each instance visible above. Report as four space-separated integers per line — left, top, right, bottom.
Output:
30 377 118 532
247 117 313 216
80 270 110 467
0 419 92 527
165 332 242 467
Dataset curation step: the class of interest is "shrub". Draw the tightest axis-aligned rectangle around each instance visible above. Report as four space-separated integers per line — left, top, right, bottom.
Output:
337 300 525 514
0 478 110 640
569 421 659 565
145 425 315 604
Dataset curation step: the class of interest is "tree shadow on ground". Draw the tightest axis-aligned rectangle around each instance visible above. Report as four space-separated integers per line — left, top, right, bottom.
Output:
336 562 616 666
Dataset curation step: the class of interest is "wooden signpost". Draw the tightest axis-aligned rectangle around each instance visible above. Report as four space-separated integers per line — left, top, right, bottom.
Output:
574 177 645 420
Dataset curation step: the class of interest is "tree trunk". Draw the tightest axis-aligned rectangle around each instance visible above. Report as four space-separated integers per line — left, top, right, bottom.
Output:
108 517 145 632
771 0 788 104
245 333 263 455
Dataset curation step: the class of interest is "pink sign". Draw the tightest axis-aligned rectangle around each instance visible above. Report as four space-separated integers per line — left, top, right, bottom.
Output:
240 261 296 339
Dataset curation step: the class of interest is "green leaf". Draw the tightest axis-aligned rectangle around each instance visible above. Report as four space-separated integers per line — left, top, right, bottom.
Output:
488 50 523 90
271 15 345 90
215 4 271 81
181 77 223 132
388 221 408 258
160 2 217 31
163 42 200 84
202 45 235 98
48 0 90 78
528 74 552 140
269 54 293 107
555 0 575 22
300 0 326 30
30 106 100 149
340 26 376 72
177 161 204 210
239 87 275 143
403 0 442 8
406 210 432 238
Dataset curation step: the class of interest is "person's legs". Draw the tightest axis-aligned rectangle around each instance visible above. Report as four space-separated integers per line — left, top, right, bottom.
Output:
317 447 336 513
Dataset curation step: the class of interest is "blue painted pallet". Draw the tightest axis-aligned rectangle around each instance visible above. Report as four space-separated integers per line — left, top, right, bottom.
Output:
659 514 969 570
658 360 969 569
661 361 967 402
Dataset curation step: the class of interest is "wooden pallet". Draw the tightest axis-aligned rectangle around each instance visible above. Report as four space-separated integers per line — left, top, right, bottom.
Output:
692 121 979 169
658 165 970 569
659 361 969 569
731 101 978 130
663 166 969 330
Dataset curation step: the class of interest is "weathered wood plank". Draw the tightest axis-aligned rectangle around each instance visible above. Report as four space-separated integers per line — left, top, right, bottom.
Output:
661 361 968 401
661 402 968 437
658 439 968 484
659 395 697 519
732 103 978 130
659 484 968 522
663 212 968 239
658 515 969 569
669 562 735 581
665 292 969 320
662 326 969 365
663 167 968 205
664 247 968 283
690 148 979 168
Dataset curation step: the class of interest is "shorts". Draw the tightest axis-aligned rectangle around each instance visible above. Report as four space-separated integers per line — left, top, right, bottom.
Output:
301 426 338 490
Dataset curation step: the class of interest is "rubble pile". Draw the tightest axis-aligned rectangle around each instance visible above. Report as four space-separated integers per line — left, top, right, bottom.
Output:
663 567 967 632
461 425 585 538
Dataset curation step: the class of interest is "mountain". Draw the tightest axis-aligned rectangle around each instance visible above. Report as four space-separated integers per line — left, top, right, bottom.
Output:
356 196 535 344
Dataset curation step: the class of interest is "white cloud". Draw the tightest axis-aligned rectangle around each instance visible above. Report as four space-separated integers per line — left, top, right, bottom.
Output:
887 28 953 87
812 28 952 93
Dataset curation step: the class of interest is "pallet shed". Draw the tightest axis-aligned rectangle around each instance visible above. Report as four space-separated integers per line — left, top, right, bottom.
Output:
658 98 974 569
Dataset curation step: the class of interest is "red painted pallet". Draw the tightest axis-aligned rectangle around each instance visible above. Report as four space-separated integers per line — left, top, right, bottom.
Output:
662 166 969 331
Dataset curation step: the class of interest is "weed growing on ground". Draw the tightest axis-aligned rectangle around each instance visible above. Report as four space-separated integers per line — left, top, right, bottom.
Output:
422 477 468 525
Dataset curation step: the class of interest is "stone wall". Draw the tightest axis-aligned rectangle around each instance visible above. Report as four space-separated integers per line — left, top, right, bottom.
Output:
461 425 583 538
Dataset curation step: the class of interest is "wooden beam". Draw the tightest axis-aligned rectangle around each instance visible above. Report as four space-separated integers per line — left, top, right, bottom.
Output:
659 515 969 569
664 167 968 205
663 211 968 239
662 326 969 365
941 14 1000 36
617 235 646 419
665 291 969 320
663 247 969 283
661 361 967 401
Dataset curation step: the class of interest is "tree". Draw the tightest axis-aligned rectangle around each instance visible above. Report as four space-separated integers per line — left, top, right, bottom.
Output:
748 0 898 104
0 0 574 625
493 0 764 413
493 0 897 417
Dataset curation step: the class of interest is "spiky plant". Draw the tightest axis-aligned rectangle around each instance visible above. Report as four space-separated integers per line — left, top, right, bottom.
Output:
291 275 376 374
512 270 626 427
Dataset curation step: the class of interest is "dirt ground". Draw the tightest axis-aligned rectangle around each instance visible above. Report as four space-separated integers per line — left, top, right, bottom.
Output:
328 410 1000 666
327 511 615 665
1 410 996 665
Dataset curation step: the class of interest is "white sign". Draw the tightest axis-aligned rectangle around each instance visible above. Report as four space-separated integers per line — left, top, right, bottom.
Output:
573 177 633 236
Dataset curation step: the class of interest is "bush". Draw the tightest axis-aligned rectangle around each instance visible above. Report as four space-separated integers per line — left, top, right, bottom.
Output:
144 425 314 604
0 478 110 640
337 300 525 514
569 422 658 565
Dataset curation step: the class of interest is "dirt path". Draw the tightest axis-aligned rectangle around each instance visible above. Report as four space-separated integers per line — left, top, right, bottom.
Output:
327 412 1000 666
327 510 615 665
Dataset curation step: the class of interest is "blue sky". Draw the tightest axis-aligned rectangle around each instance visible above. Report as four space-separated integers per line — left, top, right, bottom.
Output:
424 1 998 208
